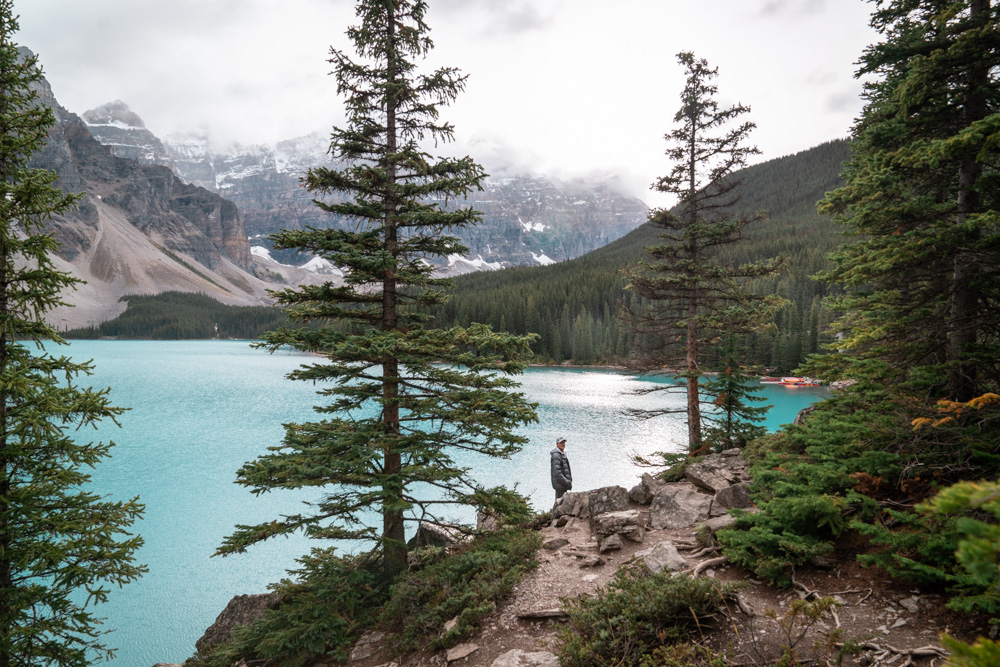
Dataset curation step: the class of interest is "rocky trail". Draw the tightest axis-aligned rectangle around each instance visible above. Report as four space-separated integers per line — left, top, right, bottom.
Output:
191 451 984 667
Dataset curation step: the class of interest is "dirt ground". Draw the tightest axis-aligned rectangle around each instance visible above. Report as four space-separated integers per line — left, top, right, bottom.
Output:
343 508 987 667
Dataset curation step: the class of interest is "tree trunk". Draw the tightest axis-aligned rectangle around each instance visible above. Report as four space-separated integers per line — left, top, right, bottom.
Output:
946 0 989 401
686 316 701 452
381 2 406 581
0 240 10 667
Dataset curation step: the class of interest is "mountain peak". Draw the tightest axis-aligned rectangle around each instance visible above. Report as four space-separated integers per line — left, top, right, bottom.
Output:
81 100 173 168
82 100 147 129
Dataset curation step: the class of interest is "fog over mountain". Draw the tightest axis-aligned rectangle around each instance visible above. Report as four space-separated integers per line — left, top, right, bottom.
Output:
22 51 331 329
83 100 650 273
23 57 650 330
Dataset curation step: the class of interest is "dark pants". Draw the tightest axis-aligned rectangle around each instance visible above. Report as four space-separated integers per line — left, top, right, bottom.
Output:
555 488 567 500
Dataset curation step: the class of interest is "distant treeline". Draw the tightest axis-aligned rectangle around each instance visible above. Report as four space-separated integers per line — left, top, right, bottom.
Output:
64 292 288 340
428 140 851 372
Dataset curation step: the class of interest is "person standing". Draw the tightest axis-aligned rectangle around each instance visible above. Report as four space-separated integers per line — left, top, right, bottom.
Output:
550 437 572 500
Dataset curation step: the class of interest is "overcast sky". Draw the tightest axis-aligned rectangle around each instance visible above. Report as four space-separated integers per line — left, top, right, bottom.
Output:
17 0 878 206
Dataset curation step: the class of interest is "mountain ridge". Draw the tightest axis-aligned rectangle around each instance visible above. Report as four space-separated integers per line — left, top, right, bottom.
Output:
21 49 332 329
82 101 650 270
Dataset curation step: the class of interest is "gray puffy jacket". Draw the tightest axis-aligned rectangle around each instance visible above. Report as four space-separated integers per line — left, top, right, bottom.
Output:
550 448 572 492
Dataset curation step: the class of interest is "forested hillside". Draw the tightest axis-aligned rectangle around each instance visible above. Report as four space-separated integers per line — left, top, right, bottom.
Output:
429 139 851 371
65 292 288 339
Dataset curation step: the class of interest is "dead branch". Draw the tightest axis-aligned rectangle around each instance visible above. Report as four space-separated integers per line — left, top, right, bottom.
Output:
682 555 729 577
790 570 821 600
689 546 720 558
838 642 949 667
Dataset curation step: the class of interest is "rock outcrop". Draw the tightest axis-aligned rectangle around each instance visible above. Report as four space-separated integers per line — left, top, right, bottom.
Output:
635 540 688 573
684 449 750 493
649 483 716 530
195 592 283 656
491 649 559 667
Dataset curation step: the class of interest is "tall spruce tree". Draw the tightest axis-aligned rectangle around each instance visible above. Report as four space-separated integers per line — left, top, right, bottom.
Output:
217 0 537 580
811 0 1000 399
625 52 784 452
0 7 145 666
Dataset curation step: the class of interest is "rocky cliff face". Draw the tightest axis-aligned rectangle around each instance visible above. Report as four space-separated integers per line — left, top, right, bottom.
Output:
114 122 648 270
34 77 252 273
166 136 648 269
20 50 326 328
81 100 175 169
456 175 648 267
162 130 334 241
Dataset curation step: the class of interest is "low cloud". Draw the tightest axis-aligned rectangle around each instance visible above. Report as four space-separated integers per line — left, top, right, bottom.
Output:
757 0 827 18
433 0 554 36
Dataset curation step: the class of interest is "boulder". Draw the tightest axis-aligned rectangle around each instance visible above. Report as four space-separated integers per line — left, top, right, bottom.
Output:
700 514 738 533
636 541 688 573
349 630 386 662
407 522 463 549
491 649 560 667
551 491 589 520
587 485 630 516
599 534 624 553
628 473 662 505
650 484 715 530
715 481 752 510
195 592 283 655
591 510 645 544
542 537 570 550
684 449 748 492
477 511 499 532
446 643 479 662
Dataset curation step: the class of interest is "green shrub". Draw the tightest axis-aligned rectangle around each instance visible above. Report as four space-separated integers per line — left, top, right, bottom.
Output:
720 383 918 585
381 527 541 651
942 635 1000 667
638 642 729 667
632 451 698 483
195 548 386 667
557 566 744 667
852 508 972 588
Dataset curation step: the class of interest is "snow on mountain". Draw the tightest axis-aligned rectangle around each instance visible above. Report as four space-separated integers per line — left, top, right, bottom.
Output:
82 102 649 274
252 246 343 277
274 131 331 174
81 100 174 168
531 252 556 266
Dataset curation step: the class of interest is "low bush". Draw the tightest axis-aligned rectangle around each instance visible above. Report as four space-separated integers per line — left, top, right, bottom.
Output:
194 548 386 667
637 642 729 667
557 565 743 667
380 527 542 651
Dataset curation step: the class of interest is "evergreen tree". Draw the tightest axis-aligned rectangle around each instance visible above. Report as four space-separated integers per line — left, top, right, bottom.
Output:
218 0 537 580
624 52 784 452
0 8 145 666
700 338 771 451
811 0 1000 399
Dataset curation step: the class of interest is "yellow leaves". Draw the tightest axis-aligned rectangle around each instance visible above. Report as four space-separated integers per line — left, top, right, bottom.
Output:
911 393 1000 430
969 393 1000 409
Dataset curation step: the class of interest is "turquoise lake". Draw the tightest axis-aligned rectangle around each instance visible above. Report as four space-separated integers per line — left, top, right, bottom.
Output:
60 340 829 666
